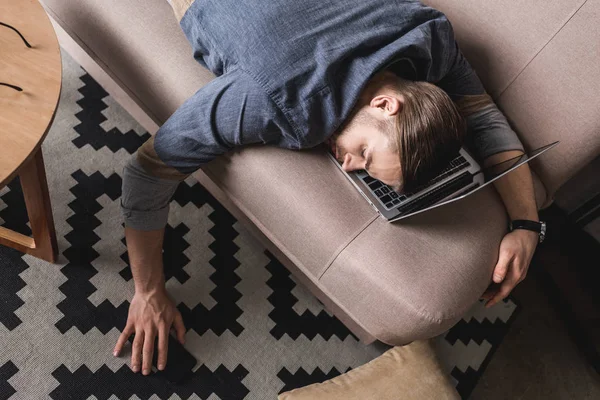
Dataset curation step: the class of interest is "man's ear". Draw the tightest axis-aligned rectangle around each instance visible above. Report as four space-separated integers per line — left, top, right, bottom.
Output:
371 94 403 116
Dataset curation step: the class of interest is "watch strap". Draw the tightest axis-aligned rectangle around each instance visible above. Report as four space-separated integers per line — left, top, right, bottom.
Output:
510 219 541 232
509 219 546 243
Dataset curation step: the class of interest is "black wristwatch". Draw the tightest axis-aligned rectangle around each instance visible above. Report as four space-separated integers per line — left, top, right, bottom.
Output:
509 219 546 243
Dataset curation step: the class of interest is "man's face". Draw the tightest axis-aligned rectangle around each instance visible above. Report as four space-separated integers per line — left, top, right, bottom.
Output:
327 118 403 191
326 70 405 191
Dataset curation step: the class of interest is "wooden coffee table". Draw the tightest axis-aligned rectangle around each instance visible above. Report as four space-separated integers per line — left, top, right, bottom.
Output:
0 0 61 263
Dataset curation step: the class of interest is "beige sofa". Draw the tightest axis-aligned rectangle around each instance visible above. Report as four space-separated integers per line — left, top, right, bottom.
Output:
40 0 600 346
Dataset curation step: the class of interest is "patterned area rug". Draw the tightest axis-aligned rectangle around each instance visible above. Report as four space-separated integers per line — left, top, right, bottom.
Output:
0 50 520 400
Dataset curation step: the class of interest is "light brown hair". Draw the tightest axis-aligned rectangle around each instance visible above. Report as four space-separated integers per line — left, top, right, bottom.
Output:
388 80 466 193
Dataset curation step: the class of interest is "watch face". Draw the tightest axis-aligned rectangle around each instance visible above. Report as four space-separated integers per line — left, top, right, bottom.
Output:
540 221 546 243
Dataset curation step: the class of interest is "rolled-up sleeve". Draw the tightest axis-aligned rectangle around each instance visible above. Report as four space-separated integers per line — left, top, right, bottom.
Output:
121 67 291 231
433 20 525 163
121 157 180 231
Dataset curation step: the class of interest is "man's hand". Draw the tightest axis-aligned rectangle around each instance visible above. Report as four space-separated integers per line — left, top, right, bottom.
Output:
481 229 538 308
479 149 539 308
113 288 186 375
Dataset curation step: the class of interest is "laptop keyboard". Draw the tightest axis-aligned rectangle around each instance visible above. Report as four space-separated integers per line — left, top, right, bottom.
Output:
395 171 473 216
361 154 469 209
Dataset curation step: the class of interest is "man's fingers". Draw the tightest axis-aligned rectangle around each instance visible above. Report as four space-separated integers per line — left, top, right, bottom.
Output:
113 324 134 356
131 331 144 373
173 312 186 345
480 290 496 301
480 280 501 301
486 289 509 308
142 329 156 375
493 249 513 283
486 271 519 308
157 326 169 371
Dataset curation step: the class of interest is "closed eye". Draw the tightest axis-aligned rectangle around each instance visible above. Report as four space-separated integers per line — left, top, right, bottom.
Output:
364 149 372 171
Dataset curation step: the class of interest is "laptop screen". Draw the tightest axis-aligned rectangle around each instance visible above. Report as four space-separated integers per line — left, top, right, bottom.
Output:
386 140 560 221
475 141 559 181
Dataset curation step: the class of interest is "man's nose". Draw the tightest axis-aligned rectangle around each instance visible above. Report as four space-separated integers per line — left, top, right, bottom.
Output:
341 153 363 172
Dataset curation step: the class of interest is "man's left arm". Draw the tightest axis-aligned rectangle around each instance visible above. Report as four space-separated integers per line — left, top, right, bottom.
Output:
480 150 540 308
431 20 540 307
455 97 540 308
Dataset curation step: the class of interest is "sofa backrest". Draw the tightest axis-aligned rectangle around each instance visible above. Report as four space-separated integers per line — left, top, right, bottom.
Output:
423 0 600 201
42 0 599 201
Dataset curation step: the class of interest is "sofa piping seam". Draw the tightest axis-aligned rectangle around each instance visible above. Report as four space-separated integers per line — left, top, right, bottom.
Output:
317 221 476 325
318 214 379 280
497 0 589 100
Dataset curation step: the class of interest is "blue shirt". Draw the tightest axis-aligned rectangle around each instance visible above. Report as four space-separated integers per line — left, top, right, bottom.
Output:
121 0 524 230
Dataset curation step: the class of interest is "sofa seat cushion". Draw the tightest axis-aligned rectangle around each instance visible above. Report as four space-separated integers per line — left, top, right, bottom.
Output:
320 186 509 345
200 146 378 278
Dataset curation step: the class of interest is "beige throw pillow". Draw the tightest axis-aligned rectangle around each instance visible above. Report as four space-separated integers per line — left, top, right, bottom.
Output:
278 340 460 400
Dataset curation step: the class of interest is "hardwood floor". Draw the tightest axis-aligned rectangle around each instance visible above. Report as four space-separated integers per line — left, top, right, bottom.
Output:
471 205 600 399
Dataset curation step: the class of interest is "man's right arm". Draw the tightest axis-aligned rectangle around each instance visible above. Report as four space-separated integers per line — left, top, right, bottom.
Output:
120 153 180 294
114 149 188 375
119 67 293 295
120 67 293 296
114 67 292 375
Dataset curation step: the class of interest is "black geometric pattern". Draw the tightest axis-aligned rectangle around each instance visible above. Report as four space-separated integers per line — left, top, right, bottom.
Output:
451 365 481 400
266 252 357 341
55 169 127 335
277 366 350 394
174 181 246 337
0 361 18 400
0 52 521 399
0 177 30 236
444 300 516 347
72 73 151 153
0 247 28 331
50 364 249 400
446 298 522 399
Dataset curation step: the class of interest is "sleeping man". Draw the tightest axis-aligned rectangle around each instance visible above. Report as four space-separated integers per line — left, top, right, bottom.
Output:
114 0 541 376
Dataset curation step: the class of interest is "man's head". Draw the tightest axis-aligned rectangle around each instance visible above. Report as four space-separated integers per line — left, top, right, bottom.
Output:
328 69 466 193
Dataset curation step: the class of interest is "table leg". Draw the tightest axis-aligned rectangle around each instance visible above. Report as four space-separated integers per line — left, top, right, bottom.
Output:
0 147 58 263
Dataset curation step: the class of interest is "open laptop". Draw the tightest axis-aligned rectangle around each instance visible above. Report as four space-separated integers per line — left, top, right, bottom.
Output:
327 141 559 222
